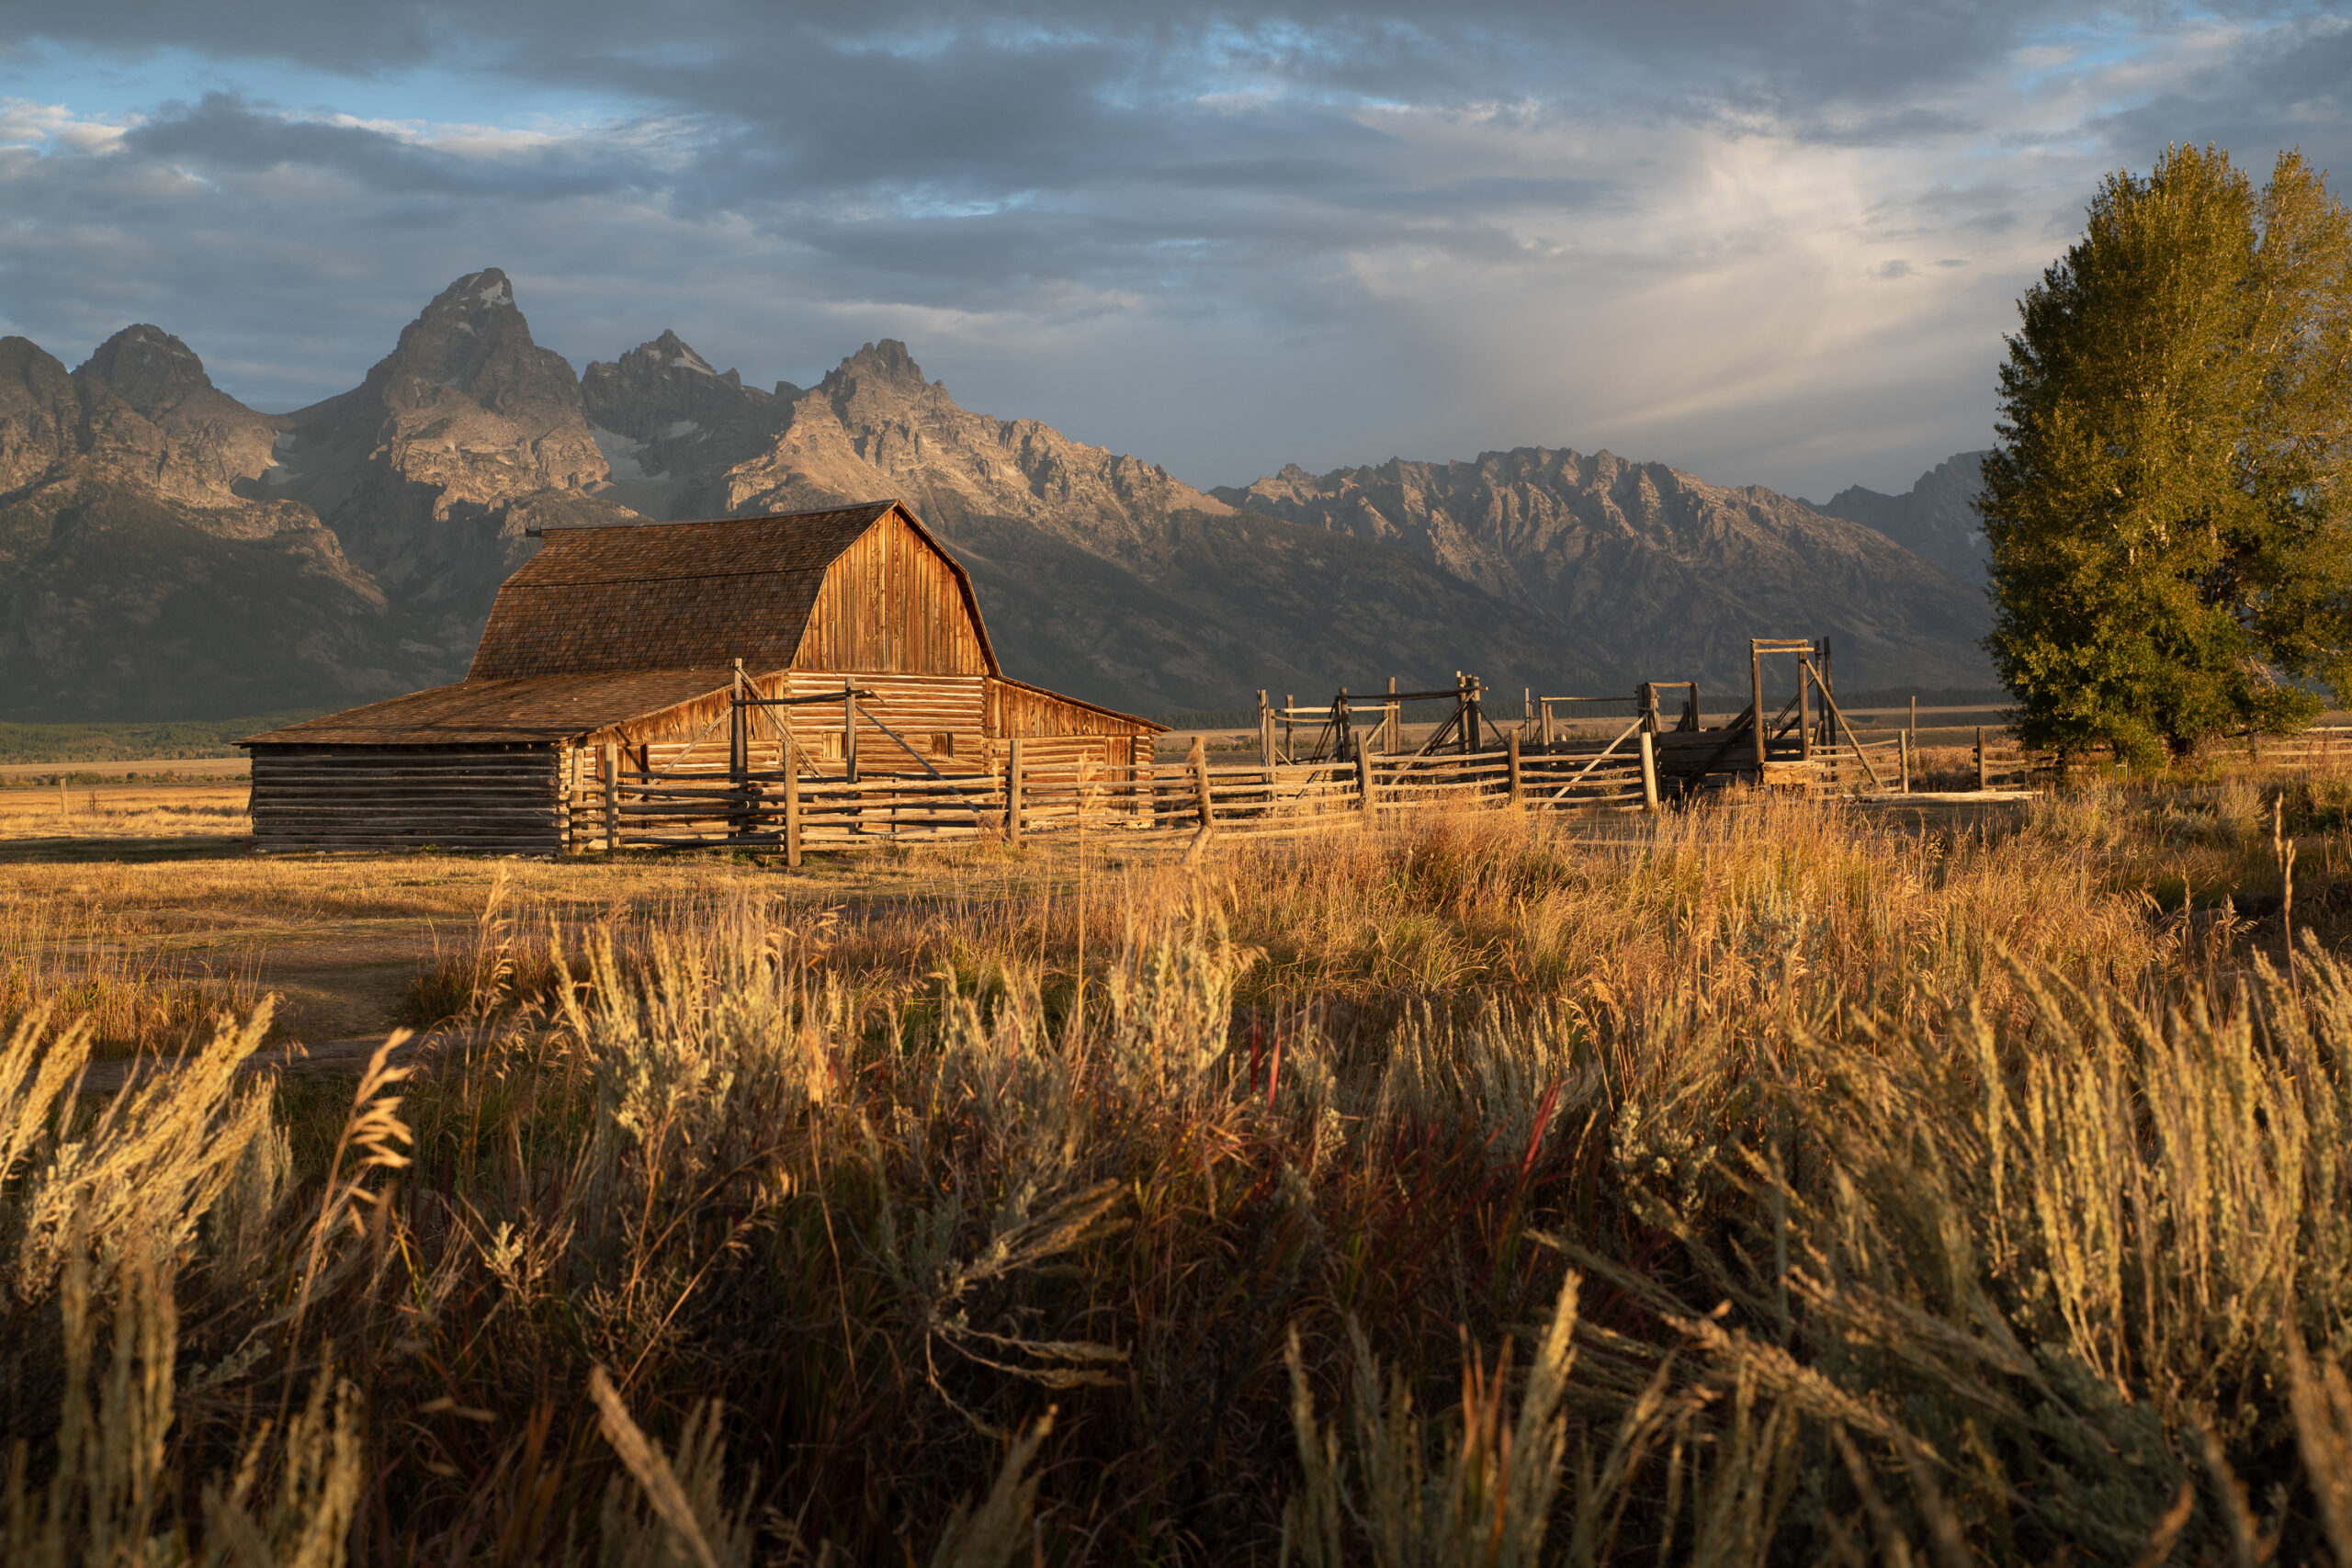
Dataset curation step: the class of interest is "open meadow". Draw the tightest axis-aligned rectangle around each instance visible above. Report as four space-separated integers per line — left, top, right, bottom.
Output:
9 764 2352 1563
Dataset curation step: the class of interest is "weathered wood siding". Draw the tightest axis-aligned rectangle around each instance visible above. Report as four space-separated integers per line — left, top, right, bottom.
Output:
794 511 989 675
983 676 1158 773
251 746 564 854
597 673 991 780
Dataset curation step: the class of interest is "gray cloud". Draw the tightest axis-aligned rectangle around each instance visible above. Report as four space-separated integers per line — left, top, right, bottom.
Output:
3 1 2344 497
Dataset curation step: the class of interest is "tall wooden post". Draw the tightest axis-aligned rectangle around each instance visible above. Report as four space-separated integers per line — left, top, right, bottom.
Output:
842 679 858 784
730 660 747 779
1749 644 1767 773
1909 694 1918 740
783 734 802 868
1259 691 1275 808
1386 676 1399 754
1797 660 1814 761
602 742 619 852
1006 736 1025 844
1899 730 1912 795
1975 727 1989 791
1467 677 1483 752
1284 694 1295 765
1357 749 1375 820
729 660 751 840
1506 731 1523 806
1336 688 1353 762
1639 729 1659 811
1539 695 1554 749
1189 736 1213 830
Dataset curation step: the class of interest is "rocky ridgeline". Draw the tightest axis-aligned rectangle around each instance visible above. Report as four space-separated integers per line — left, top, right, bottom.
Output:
1216 448 1989 691
0 267 1993 721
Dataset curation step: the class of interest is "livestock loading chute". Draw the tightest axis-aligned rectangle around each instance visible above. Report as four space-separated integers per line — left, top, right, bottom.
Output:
1255 637 1914 806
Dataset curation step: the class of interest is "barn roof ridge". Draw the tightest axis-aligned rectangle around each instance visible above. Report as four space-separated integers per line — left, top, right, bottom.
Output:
470 496 1002 680
528 499 900 541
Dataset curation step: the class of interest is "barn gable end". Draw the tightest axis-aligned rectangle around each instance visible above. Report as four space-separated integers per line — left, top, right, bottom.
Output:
469 502 999 682
244 499 1159 855
794 506 991 675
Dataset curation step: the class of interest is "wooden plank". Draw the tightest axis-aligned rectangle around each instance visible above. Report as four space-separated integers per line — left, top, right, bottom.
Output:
1750 644 1766 772
784 736 802 868
1008 736 1024 844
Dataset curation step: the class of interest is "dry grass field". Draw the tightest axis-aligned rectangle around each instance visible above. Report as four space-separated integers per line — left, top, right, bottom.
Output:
9 762 2352 1563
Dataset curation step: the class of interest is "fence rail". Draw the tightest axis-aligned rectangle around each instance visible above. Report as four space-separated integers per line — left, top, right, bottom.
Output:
566 729 1681 861
577 708 2352 860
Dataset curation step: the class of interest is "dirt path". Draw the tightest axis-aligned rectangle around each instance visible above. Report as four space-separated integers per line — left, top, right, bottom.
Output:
77 1032 435 1093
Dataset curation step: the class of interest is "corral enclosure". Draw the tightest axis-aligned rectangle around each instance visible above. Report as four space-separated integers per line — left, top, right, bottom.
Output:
241 502 1159 853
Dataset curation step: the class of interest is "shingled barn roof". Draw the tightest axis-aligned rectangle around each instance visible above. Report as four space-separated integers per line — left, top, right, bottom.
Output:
467 501 999 681
244 670 740 747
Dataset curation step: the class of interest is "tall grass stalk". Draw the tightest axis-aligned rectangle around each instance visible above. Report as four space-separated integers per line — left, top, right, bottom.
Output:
5 792 2352 1559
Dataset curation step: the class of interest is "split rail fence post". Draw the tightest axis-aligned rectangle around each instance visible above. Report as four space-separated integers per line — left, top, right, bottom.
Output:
729 660 752 840
1750 645 1767 773
1975 727 1988 791
1386 676 1399 753
1797 661 1814 761
1506 731 1523 807
1899 731 1911 795
1006 736 1025 845
1258 691 1275 808
842 679 858 784
1909 694 1918 741
1190 737 1214 832
1357 750 1375 822
783 736 802 869
602 742 619 852
59 775 67 820
1639 729 1659 812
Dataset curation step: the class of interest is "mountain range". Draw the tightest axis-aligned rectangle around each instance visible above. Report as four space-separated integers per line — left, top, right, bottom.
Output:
0 267 1992 721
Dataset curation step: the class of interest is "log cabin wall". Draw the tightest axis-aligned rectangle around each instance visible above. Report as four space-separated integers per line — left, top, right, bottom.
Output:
583 672 991 778
251 745 564 854
984 677 1159 773
792 510 990 676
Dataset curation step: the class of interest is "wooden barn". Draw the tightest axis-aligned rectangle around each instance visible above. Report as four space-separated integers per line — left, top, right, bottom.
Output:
242 502 1163 854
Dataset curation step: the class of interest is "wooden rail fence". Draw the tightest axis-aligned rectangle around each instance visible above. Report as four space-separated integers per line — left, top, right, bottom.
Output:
560 677 2352 863
568 729 1668 863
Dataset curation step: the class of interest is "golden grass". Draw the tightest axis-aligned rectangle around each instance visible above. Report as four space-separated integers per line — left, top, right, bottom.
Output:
0 779 252 840
7 765 2352 1562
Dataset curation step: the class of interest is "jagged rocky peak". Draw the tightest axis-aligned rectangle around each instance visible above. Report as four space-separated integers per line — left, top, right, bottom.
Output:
822 339 932 397
66 325 279 503
78 325 218 419
356 266 583 422
0 337 82 491
582 329 769 443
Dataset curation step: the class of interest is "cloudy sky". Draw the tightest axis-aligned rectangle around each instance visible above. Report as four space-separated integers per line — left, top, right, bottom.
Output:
3 3 2346 500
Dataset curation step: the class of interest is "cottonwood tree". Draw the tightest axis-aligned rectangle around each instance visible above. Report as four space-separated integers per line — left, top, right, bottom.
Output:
1983 143 2352 763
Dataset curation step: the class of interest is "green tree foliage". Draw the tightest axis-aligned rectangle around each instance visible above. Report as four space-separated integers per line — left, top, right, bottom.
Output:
1983 144 2352 763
